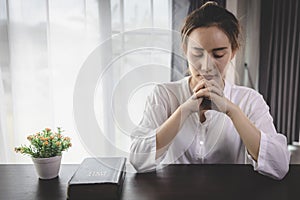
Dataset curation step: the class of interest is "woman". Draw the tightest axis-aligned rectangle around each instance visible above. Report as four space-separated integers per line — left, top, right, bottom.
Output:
129 2 290 180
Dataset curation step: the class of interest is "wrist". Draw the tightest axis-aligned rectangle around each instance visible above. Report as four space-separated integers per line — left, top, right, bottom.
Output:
179 104 193 119
226 103 240 119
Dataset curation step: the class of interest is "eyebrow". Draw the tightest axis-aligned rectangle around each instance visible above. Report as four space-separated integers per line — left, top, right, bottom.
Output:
212 47 228 51
191 47 228 51
191 47 204 51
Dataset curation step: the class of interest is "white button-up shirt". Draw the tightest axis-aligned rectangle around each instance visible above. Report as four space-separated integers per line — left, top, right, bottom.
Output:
130 76 290 180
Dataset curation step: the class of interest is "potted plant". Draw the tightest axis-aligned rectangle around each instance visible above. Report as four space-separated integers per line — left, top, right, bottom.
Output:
15 127 72 179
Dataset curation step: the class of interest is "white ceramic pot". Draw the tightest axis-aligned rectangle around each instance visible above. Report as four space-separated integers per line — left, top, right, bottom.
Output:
32 155 62 180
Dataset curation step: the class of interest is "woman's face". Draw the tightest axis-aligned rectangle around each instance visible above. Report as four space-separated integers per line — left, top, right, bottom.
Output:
186 26 235 85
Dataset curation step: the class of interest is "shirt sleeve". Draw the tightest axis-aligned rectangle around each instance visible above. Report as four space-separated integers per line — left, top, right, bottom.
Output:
245 92 291 180
129 85 170 172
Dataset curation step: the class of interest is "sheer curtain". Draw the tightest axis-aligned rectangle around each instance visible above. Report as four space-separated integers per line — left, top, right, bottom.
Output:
0 0 10 163
0 0 171 163
3 0 104 163
0 66 8 162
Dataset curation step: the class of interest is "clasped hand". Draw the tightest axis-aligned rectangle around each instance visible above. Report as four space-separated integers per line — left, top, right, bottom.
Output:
183 78 232 115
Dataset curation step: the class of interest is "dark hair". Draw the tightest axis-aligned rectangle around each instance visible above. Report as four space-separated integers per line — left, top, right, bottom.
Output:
181 1 241 52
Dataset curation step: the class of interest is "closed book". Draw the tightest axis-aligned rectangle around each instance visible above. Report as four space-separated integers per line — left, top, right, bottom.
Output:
67 157 126 200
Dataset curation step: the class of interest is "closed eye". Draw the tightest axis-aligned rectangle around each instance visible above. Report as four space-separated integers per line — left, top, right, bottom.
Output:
212 47 227 59
192 52 204 57
191 47 204 58
213 54 225 59
193 52 203 58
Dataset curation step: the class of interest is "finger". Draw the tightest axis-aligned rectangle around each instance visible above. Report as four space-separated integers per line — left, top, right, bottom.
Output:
207 79 217 86
208 85 224 97
199 78 221 90
209 92 228 112
203 80 224 97
193 78 223 96
193 87 210 99
207 79 223 90
190 92 204 102
194 86 223 99
192 79 205 93
193 79 213 93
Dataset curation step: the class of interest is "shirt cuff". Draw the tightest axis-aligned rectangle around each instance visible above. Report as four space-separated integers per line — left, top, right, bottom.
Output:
130 128 166 172
246 130 268 171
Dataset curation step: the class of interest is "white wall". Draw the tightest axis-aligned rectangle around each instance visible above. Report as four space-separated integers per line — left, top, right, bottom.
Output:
227 0 260 89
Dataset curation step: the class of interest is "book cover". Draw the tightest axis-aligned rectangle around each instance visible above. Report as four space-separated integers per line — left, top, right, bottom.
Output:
67 157 126 200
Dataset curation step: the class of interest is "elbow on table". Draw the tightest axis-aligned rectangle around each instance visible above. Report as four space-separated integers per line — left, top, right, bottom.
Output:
269 162 290 180
129 152 156 173
129 143 157 173
263 151 291 180
277 152 291 180
274 144 291 180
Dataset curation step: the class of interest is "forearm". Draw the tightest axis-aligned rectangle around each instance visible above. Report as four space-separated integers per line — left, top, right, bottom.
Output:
156 105 191 158
227 105 261 161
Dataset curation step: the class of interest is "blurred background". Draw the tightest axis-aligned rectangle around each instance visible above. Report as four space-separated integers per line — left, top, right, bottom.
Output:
0 0 299 164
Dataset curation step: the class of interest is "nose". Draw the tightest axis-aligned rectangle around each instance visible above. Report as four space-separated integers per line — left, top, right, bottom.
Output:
201 54 214 72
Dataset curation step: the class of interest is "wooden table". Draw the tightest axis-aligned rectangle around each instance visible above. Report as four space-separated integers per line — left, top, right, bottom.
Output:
0 164 299 200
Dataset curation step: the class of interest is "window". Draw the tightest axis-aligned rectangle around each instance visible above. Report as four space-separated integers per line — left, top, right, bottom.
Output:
0 0 172 163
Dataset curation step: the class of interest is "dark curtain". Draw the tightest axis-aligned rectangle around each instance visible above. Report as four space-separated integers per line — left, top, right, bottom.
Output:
171 0 226 81
259 0 300 143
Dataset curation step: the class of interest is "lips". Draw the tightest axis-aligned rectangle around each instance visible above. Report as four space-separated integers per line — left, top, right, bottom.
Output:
202 74 218 80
